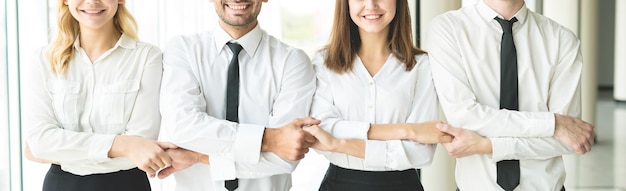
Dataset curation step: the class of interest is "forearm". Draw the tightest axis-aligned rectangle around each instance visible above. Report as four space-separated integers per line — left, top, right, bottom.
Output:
368 124 411 141
369 121 451 144
108 135 131 158
332 139 366 158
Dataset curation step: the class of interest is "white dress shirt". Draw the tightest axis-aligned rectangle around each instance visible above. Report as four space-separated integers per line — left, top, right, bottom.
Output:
160 24 315 191
310 52 438 171
427 1 581 190
23 34 163 175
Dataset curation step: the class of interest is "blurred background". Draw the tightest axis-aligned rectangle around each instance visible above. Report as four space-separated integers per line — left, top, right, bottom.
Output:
2 0 624 190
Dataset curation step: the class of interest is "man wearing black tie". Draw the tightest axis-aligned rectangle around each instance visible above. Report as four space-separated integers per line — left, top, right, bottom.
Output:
427 0 595 190
157 0 318 190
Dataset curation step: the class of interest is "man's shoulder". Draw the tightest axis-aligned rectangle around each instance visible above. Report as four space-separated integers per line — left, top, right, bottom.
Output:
260 30 305 54
527 11 578 39
429 7 473 31
167 31 214 47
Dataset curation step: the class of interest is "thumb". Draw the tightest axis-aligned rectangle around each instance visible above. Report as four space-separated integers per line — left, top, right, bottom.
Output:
302 125 320 136
436 123 462 136
157 142 178 150
298 117 321 127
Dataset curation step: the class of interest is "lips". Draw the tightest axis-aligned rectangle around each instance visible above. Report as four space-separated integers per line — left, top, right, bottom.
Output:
364 15 382 20
80 9 105 14
226 4 248 10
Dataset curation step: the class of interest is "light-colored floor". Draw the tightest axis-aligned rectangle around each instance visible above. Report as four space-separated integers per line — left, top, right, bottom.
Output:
21 90 626 191
563 90 626 191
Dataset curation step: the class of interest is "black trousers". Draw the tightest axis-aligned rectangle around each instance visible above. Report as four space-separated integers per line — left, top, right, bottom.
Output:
42 164 151 191
457 186 566 191
319 164 424 191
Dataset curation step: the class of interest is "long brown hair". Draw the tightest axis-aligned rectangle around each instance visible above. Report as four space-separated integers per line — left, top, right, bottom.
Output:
46 0 138 74
324 0 426 73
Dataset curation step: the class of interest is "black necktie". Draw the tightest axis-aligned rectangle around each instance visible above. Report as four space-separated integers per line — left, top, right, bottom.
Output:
225 42 243 191
495 16 520 191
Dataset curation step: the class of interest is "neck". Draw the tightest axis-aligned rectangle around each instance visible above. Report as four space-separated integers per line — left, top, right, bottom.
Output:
220 20 258 40
357 30 391 58
79 24 121 54
483 0 525 20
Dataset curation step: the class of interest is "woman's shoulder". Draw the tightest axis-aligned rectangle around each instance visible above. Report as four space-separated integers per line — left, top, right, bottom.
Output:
310 49 328 66
409 53 430 71
135 41 162 54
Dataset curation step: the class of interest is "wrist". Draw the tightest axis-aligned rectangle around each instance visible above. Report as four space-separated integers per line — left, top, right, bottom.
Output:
401 123 416 140
261 128 277 152
108 135 129 158
332 139 346 153
479 137 493 154
553 113 562 135
195 152 210 164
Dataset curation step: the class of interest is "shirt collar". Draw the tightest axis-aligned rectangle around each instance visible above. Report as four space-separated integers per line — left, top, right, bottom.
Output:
477 0 528 25
72 33 137 50
214 24 263 57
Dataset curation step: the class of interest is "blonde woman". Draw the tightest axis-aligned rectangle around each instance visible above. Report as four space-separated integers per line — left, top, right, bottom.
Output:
22 0 171 190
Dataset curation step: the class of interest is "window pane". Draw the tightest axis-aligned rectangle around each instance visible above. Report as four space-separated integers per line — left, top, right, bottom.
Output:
1 0 11 188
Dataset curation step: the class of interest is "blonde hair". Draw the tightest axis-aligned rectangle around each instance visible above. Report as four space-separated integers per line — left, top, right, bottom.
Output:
47 0 138 74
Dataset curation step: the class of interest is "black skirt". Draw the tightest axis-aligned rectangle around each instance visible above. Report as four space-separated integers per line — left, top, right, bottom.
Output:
42 164 151 191
319 164 424 191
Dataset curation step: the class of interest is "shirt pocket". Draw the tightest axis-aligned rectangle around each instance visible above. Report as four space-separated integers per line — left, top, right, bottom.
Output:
101 80 140 134
47 80 80 130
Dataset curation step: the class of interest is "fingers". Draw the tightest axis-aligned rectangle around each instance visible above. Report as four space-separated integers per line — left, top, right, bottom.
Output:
302 125 320 136
295 116 321 127
555 115 595 155
303 131 317 144
157 142 179 150
138 163 158 178
157 166 174 179
436 123 462 136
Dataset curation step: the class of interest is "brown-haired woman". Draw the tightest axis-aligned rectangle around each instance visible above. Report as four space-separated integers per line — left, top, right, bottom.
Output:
22 0 174 190
303 0 452 190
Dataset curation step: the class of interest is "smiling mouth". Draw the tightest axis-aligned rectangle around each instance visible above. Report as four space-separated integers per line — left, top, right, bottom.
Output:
364 15 382 19
226 4 249 10
80 9 105 14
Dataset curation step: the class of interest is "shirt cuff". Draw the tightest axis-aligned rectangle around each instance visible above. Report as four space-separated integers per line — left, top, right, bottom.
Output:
210 156 236 180
89 134 116 163
363 140 387 168
233 123 265 164
527 112 555 137
332 121 370 139
490 137 514 162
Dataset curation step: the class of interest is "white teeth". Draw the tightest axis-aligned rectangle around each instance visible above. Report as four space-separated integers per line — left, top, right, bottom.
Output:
83 10 103 14
364 15 381 19
228 5 247 10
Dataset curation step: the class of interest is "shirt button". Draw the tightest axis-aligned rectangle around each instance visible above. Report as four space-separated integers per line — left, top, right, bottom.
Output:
368 104 373 108
369 82 373 86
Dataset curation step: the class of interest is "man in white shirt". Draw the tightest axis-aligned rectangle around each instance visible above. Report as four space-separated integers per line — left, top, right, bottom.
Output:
427 0 595 190
157 0 318 190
